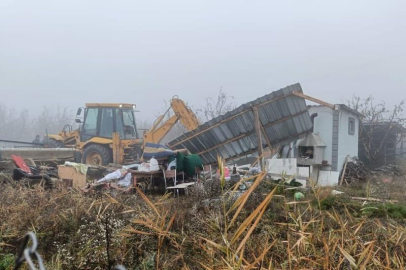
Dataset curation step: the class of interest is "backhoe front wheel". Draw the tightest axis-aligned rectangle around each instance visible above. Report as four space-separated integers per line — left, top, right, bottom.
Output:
82 145 112 166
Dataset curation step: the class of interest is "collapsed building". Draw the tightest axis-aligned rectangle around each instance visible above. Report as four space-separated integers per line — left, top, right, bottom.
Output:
169 83 363 186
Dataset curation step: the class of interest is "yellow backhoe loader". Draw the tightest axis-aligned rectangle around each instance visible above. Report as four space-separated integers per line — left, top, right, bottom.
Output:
45 98 199 166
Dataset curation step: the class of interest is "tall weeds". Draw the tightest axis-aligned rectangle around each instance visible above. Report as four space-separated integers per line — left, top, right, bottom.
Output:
1 159 406 269
127 158 406 269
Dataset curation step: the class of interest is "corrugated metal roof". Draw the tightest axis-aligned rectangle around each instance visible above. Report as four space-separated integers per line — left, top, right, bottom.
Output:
168 83 313 164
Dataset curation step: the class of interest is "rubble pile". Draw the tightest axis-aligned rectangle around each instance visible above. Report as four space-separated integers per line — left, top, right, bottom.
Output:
371 164 402 176
343 157 369 183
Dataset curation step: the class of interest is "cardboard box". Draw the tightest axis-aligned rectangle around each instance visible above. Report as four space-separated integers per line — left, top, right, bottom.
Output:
58 165 86 189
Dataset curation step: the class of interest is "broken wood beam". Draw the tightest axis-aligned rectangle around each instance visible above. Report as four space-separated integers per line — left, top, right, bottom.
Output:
260 124 273 152
292 91 335 110
339 155 349 186
351 196 398 203
253 107 264 171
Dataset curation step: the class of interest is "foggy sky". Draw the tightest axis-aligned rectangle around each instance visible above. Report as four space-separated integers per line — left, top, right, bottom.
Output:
1 0 405 122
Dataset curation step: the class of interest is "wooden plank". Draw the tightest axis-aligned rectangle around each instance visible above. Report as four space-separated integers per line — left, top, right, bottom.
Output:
129 170 162 177
292 91 335 110
351 197 398 203
339 155 349 186
166 182 196 189
260 124 273 151
253 107 264 170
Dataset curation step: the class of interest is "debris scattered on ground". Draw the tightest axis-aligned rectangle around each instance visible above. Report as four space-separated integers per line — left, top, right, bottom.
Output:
371 164 403 176
294 191 305 200
350 196 398 203
331 190 345 196
58 163 88 189
342 157 369 183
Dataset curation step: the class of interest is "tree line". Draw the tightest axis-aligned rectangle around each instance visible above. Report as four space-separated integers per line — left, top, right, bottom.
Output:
0 104 75 142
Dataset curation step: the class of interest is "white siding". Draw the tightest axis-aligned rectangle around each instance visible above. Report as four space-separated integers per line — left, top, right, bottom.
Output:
308 106 359 173
308 106 334 167
337 109 359 171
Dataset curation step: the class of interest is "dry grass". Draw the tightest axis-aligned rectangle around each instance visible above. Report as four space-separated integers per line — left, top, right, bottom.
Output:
1 161 406 269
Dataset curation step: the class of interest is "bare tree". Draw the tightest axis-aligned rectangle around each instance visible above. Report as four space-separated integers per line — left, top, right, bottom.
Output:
197 87 236 122
33 106 75 137
0 104 74 142
0 105 31 141
136 118 152 137
154 89 236 143
146 99 190 144
348 96 406 165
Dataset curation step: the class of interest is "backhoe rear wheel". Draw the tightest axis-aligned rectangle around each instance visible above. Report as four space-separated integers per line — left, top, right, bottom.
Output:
82 145 112 166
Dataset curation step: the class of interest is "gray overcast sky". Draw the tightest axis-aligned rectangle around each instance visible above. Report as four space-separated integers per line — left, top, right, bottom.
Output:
1 0 405 121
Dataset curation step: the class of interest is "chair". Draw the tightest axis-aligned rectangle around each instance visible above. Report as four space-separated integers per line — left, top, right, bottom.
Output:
202 165 213 181
162 169 177 191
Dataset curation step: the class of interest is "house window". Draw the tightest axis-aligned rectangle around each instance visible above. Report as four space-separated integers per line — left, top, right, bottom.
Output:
348 117 355 135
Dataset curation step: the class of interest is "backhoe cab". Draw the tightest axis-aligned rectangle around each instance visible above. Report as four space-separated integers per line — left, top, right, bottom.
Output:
46 103 141 166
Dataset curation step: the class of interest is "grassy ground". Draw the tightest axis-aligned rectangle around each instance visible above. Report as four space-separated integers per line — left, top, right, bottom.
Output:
1 169 406 270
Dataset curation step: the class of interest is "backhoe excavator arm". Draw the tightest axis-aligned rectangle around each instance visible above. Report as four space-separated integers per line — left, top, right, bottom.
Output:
143 97 200 144
170 98 200 131
143 114 179 144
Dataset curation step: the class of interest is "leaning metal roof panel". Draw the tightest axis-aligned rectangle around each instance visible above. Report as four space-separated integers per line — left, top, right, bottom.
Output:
168 83 313 164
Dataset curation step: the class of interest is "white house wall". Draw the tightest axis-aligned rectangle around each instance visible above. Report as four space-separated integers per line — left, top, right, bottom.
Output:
267 158 309 186
308 106 334 168
337 109 359 171
308 105 359 174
